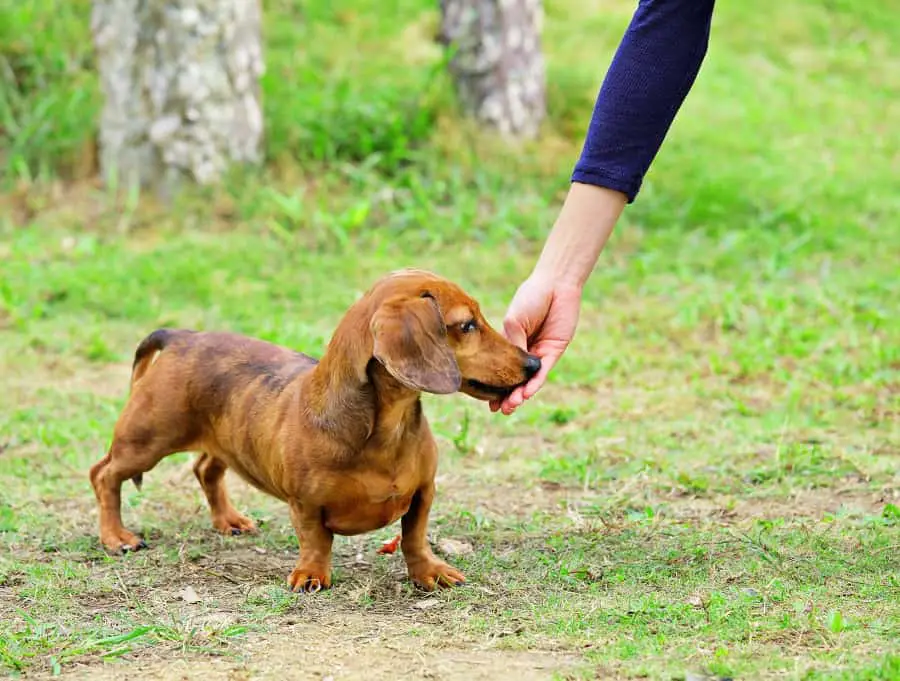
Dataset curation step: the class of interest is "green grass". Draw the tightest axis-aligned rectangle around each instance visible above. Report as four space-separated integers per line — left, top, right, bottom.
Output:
1 0 899 679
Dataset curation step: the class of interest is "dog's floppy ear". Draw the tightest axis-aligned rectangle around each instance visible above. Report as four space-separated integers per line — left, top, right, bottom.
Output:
371 294 461 394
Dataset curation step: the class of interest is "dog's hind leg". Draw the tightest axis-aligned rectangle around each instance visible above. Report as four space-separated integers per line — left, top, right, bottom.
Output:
90 388 191 554
193 453 257 536
89 436 169 554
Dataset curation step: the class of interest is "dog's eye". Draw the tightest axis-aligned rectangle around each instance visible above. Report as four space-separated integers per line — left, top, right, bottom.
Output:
459 320 477 334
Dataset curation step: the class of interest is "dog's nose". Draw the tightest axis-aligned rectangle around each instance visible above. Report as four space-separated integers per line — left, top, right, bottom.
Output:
523 354 541 379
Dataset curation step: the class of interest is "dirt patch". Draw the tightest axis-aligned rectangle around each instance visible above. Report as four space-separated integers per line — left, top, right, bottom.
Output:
731 485 897 520
38 615 581 681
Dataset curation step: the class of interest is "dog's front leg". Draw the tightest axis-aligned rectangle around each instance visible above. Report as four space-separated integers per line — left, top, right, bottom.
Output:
401 483 466 590
287 502 334 592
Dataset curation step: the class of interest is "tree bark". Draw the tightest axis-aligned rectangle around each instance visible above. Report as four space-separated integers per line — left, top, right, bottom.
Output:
91 0 264 193
439 0 546 139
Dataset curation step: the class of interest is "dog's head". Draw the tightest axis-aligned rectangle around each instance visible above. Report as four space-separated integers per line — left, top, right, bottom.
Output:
362 269 541 400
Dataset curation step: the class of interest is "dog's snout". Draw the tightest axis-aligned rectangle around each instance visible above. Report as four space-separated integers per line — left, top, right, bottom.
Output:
523 354 541 379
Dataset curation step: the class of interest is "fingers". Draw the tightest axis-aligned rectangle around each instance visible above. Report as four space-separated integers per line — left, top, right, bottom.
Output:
492 312 530 414
502 316 529 351
498 348 563 415
499 386 526 415
522 351 557 399
490 275 573 416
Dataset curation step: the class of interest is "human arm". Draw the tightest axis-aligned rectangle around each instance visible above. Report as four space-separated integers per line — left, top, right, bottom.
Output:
493 0 715 415
490 182 625 414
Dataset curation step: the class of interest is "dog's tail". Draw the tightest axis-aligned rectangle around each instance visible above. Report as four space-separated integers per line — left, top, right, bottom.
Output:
128 328 178 492
131 328 176 386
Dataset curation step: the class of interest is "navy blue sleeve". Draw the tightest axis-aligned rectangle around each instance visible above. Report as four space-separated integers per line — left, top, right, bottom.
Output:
572 0 715 203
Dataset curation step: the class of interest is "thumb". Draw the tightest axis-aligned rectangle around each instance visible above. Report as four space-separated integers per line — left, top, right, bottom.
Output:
503 315 528 351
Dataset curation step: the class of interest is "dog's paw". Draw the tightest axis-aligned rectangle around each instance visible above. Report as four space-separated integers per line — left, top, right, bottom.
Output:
287 566 332 593
212 511 257 536
100 529 148 555
407 558 466 591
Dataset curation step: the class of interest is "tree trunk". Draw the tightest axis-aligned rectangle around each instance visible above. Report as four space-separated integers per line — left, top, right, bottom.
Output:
439 0 546 139
91 0 264 194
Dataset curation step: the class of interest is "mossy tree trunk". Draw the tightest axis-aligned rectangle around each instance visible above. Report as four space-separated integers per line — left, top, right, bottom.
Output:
91 0 264 194
439 0 546 139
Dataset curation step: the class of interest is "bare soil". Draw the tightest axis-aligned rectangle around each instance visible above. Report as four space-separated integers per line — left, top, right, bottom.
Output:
37 619 581 681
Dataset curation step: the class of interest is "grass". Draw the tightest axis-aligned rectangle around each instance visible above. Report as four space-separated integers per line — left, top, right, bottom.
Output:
1 0 899 679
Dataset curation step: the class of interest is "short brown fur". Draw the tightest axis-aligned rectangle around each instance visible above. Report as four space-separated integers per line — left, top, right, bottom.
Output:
89 269 540 592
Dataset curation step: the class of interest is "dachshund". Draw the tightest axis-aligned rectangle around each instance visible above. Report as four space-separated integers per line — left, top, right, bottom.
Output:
89 269 541 592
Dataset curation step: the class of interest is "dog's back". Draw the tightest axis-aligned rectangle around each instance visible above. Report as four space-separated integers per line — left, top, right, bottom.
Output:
131 328 318 393
120 329 319 488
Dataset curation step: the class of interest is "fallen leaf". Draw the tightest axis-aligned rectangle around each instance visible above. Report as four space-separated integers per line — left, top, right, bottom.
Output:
178 586 202 604
437 538 473 557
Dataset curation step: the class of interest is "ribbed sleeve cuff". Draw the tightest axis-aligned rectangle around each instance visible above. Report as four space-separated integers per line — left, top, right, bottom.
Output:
570 168 642 204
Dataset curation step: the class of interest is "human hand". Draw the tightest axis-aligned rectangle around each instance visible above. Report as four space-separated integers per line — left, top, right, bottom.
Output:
490 271 583 415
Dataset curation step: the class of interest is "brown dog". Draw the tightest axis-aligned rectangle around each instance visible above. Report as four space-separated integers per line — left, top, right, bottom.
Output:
89 269 540 592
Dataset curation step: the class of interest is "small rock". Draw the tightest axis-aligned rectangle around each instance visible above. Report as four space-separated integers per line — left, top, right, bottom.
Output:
437 538 473 557
252 547 267 555
177 585 202 604
742 587 760 598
